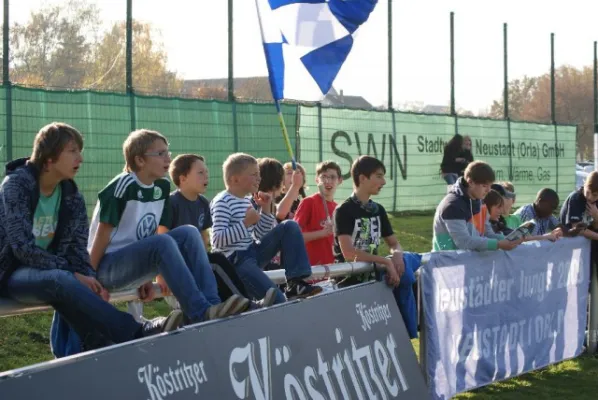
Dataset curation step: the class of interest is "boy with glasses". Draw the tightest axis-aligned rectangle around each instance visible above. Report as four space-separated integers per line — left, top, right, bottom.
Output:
293 161 343 267
88 129 249 326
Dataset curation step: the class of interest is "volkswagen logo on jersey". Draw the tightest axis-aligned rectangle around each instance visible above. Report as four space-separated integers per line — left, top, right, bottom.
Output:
137 213 157 239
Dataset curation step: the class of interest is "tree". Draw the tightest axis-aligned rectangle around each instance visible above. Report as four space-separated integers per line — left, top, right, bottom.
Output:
10 0 100 88
84 21 183 95
195 87 228 100
9 1 182 95
489 77 539 120
490 66 593 159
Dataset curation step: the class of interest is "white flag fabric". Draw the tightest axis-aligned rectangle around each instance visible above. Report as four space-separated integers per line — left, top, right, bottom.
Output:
255 0 378 102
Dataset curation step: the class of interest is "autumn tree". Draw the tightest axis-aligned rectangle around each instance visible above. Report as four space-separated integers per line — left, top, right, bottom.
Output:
8 1 182 95
10 0 100 88
490 66 593 159
84 21 182 95
489 76 539 120
195 87 229 100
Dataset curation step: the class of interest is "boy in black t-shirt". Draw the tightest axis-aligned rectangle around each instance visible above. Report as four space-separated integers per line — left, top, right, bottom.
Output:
333 156 403 284
333 155 421 338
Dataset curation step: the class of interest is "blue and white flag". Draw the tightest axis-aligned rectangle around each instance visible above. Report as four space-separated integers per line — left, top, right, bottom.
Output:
255 0 378 101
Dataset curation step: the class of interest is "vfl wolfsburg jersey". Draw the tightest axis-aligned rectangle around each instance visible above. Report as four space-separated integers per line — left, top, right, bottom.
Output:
88 172 171 254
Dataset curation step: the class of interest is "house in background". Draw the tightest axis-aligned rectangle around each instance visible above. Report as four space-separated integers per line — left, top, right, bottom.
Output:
422 104 450 114
182 76 372 109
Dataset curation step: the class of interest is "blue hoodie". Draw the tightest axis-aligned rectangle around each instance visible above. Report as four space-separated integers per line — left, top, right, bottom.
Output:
0 158 94 289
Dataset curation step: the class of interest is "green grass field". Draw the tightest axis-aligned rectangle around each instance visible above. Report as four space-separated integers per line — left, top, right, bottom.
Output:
1 213 597 397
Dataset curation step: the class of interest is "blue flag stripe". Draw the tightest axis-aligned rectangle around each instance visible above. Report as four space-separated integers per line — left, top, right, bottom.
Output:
263 42 285 100
300 35 354 94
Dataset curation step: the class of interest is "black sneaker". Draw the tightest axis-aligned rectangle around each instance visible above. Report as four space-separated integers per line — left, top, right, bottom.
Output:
285 279 323 299
141 310 183 337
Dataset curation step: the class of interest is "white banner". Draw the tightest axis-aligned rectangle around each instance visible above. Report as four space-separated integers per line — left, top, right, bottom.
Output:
422 237 591 399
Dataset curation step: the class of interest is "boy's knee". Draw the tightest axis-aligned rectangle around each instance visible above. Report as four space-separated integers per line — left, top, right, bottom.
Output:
47 269 78 285
279 219 301 233
174 224 201 237
170 225 203 248
152 234 179 251
42 270 80 297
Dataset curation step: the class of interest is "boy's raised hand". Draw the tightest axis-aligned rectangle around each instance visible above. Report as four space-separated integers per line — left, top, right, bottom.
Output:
291 170 303 188
254 191 272 208
321 219 334 236
244 206 261 227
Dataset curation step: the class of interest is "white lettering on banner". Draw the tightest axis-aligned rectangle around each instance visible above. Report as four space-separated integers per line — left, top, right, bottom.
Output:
449 310 566 363
356 302 392 331
437 250 584 313
436 265 516 313
137 360 208 400
228 331 408 400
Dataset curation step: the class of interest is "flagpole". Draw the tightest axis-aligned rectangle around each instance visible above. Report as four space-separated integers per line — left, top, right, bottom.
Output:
255 0 297 170
275 99 297 170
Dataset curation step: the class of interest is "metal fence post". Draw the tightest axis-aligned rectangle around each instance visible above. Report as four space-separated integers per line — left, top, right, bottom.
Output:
392 109 398 212
418 271 427 382
589 41 598 355
594 41 598 167
450 12 458 135
295 104 301 162
504 23 513 180
387 0 393 110
3 0 12 162
232 101 239 152
317 102 323 162
228 0 234 102
589 266 598 354
126 0 136 132
550 33 558 193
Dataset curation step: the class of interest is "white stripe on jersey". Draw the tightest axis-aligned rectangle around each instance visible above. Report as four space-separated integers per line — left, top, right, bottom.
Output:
210 191 276 257
114 175 135 198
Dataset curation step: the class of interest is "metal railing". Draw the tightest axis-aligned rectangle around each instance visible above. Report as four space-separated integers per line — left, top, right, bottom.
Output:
0 261 376 318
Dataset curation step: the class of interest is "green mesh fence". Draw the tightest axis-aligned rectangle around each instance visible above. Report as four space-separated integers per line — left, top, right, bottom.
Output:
0 86 576 214
2 86 296 213
298 106 577 212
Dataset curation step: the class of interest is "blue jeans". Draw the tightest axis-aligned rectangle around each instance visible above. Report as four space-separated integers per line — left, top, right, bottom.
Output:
5 268 141 347
96 225 220 323
229 220 312 304
391 252 421 339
